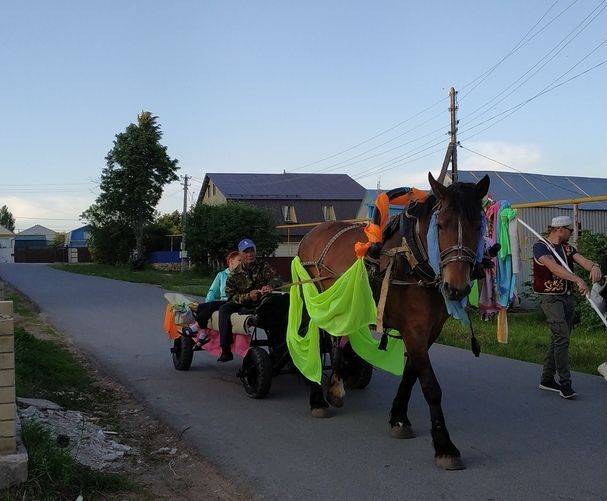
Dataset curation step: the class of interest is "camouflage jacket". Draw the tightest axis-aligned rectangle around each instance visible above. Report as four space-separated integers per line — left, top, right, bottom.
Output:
225 260 283 305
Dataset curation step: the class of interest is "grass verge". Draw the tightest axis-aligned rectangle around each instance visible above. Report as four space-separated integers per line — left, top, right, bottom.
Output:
439 309 607 375
2 292 135 500
51 263 213 296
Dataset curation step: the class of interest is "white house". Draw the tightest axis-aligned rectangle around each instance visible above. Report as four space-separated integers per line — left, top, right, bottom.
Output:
0 224 15 263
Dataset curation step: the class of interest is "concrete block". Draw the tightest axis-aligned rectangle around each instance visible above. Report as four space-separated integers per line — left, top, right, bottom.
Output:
0 353 14 370
0 386 15 404
0 337 13 353
0 404 16 422
0 318 12 337
0 420 15 438
0 371 14 388
0 437 15 455
0 303 12 315
0 427 27 488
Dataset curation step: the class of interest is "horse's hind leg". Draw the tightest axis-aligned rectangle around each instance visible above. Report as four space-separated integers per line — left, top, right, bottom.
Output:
326 340 345 408
417 354 465 470
389 356 417 439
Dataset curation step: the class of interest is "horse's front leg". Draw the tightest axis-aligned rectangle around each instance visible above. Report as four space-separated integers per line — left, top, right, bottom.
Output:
416 351 464 470
389 355 417 439
309 381 330 418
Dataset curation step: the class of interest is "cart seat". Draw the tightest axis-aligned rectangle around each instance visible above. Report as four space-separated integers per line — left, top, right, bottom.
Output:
208 311 253 335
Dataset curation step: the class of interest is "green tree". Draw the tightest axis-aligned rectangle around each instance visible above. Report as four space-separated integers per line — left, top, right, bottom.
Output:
51 232 66 248
144 211 182 252
188 202 279 268
0 205 15 232
81 202 134 264
82 111 179 260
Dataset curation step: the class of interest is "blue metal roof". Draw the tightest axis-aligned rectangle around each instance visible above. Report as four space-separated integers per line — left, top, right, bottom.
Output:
456 171 607 210
206 173 366 200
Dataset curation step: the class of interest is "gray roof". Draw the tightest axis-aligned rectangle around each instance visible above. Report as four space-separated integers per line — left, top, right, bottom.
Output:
17 225 57 237
0 224 14 236
455 171 607 210
204 173 366 200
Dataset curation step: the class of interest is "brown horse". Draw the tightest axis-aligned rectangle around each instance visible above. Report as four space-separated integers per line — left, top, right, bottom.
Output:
297 172 490 470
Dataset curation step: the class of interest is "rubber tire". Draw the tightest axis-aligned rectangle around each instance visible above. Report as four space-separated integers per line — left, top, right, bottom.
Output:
173 335 194 371
241 347 272 399
342 342 373 389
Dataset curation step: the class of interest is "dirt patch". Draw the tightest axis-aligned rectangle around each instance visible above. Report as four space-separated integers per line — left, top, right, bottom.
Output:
6 285 257 500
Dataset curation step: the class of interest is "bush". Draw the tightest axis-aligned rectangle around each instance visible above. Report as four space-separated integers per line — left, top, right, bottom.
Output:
574 230 607 331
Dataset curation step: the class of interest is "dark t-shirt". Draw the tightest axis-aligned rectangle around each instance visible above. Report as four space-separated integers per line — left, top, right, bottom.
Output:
533 241 577 263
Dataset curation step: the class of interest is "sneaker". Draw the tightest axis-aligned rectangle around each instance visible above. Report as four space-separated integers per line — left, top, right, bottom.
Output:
539 380 561 393
598 362 607 382
559 385 577 399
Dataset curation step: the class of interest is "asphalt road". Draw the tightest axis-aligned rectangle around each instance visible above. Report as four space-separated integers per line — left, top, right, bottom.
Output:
1 263 606 500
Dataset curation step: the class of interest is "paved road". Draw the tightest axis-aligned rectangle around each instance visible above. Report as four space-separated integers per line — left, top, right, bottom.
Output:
1 264 606 500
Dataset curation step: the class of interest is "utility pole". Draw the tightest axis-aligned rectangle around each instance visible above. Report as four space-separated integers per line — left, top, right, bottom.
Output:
180 174 189 272
449 87 458 182
437 87 459 184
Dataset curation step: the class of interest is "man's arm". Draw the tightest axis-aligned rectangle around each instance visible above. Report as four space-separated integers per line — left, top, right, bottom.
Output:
225 273 253 304
538 254 589 295
259 262 283 296
572 253 603 283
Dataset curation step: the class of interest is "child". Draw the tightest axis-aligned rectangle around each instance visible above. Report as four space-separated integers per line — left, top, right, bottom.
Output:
194 251 241 344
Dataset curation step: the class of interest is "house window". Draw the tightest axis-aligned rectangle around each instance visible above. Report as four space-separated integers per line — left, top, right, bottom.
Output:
282 205 297 223
322 205 336 221
212 183 216 196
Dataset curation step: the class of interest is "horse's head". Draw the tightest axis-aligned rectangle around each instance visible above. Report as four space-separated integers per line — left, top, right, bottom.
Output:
428 172 490 301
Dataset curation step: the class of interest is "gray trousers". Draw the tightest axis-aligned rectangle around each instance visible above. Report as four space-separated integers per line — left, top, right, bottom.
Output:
539 294 576 386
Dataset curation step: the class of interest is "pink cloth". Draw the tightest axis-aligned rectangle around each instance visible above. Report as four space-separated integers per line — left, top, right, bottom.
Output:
201 328 251 358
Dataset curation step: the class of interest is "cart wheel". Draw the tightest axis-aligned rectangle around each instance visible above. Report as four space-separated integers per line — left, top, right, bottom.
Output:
342 342 373 389
173 335 194 371
240 347 272 399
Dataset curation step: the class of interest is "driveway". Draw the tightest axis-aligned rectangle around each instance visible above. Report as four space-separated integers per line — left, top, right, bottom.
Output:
1 263 606 500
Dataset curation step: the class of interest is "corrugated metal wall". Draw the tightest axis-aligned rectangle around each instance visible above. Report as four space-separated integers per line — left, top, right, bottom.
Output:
515 207 607 307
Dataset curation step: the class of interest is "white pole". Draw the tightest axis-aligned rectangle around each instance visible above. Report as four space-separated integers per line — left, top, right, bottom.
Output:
517 218 607 328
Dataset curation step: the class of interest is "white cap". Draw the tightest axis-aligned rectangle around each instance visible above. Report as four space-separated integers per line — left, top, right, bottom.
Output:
550 215 573 228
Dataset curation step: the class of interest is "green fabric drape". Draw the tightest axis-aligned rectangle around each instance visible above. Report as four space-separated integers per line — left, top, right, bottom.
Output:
286 257 405 383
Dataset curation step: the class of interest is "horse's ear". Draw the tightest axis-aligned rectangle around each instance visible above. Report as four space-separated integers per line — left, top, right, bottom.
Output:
428 172 447 200
475 175 490 199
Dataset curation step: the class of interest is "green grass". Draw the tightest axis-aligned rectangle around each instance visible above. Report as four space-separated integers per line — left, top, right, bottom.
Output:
51 263 214 295
438 309 607 375
4 421 133 501
14 328 99 410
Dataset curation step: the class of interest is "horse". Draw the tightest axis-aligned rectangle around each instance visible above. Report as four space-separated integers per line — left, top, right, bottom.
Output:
296 172 490 470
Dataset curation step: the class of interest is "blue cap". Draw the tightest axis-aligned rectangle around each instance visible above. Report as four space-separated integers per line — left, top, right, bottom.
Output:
238 238 256 252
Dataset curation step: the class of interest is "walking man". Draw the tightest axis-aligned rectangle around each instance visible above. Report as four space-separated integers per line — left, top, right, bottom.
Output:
533 216 603 399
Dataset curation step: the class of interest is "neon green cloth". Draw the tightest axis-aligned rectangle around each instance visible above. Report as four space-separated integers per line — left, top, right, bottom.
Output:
286 256 405 383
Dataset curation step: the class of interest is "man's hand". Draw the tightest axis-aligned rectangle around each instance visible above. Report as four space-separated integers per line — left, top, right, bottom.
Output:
576 278 589 296
249 290 261 301
590 265 602 284
260 285 273 296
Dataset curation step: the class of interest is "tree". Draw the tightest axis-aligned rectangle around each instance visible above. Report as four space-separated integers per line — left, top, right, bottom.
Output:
0 205 15 232
82 111 179 260
144 211 182 252
188 202 279 268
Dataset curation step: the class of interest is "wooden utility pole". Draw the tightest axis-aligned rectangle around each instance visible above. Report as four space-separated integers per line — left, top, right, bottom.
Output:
449 87 458 182
437 87 459 184
180 174 189 272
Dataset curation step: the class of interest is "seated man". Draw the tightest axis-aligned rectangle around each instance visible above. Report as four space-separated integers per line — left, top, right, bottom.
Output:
217 238 283 362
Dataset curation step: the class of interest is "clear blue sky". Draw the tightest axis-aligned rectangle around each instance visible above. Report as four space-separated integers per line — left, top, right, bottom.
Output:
1 0 605 232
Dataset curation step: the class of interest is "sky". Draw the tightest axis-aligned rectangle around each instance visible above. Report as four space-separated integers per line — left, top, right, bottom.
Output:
1 0 605 233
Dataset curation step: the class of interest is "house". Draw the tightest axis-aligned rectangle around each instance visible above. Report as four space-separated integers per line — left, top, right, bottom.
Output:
0 224 15 263
15 225 57 250
356 189 404 220
198 173 366 256
65 225 90 248
454 170 607 305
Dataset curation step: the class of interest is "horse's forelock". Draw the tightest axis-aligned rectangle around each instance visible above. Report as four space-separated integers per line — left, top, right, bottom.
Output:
443 182 483 222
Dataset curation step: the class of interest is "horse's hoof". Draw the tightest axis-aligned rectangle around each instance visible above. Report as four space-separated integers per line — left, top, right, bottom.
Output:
326 393 344 408
434 455 466 470
390 424 415 439
311 407 330 418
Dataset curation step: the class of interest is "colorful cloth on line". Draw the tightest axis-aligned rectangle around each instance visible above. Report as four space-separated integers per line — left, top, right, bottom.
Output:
286 257 405 383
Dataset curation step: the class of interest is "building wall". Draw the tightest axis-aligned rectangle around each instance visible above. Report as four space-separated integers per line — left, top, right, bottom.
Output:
200 182 227 205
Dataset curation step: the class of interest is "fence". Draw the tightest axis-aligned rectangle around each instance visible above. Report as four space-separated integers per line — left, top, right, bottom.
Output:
14 247 91 264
